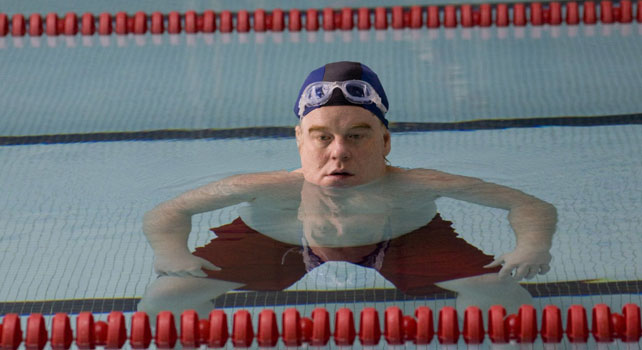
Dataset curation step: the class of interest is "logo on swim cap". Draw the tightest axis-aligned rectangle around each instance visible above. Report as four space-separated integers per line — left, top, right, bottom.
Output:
294 61 389 128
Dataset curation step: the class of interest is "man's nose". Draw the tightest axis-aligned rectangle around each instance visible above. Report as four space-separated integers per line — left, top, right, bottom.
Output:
330 138 351 160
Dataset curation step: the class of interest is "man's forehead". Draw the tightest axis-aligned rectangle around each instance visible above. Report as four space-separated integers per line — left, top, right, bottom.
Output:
302 106 379 129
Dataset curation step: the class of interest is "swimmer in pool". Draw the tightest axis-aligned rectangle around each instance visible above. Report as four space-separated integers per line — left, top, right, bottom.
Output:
139 61 557 319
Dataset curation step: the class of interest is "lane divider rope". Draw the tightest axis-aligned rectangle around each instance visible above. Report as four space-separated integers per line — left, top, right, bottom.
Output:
1 1 641 37
1 304 641 348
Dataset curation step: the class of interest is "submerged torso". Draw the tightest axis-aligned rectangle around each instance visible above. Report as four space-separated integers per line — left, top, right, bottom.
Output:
238 169 439 246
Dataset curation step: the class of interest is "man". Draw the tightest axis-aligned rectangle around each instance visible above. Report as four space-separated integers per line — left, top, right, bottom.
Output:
139 61 556 318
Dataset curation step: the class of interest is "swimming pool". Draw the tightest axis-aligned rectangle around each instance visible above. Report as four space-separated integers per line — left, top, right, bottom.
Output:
1 1 642 348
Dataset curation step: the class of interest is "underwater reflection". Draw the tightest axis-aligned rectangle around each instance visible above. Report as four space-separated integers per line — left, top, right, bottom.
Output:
139 170 556 321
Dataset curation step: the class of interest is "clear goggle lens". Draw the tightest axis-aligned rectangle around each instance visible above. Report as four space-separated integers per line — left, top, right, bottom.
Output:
298 80 387 117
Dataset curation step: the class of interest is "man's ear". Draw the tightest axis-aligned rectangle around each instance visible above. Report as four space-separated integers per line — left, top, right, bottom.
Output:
295 125 303 148
383 129 391 156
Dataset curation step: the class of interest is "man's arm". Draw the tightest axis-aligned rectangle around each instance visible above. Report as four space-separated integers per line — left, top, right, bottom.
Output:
411 169 558 280
143 173 263 277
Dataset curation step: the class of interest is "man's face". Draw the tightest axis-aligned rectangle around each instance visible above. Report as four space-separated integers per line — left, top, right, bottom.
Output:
295 105 391 187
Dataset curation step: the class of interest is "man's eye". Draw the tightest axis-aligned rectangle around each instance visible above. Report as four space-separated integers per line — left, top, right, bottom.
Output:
349 134 363 139
318 135 331 141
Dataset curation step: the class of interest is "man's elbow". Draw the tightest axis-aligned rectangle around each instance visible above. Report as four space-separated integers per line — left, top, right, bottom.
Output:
144 200 185 225
524 199 558 223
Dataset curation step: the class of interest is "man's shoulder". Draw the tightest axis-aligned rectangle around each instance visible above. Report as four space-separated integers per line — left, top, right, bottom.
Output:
388 167 453 179
388 167 481 187
222 170 304 192
229 170 303 181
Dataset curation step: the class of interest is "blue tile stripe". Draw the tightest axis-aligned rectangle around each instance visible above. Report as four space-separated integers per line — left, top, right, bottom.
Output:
1 280 640 315
1 114 641 146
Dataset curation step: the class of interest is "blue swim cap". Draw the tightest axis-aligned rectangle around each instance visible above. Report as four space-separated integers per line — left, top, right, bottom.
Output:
294 61 390 128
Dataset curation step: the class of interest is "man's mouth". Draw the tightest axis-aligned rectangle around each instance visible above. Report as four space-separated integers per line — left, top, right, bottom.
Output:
328 171 354 177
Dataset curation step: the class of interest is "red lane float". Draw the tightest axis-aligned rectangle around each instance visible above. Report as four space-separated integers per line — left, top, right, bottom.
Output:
384 307 403 345
1 314 22 350
63 12 77 36
567 1 581 24
463 306 484 344
340 8 353 30
410 6 422 28
106 312 127 349
310 308 330 346
185 10 199 33
322 8 335 31
289 9 302 31
272 9 284 32
94 320 107 346
207 310 228 347
1 304 642 348
415 306 435 344
622 303 642 342
179 310 199 348
541 305 563 343
155 311 177 349
513 3 526 26
567 305 589 343
167 11 181 34
620 0 633 22
202 10 215 33
44 13 57 36
75 312 95 349
488 305 508 343
150 12 163 34
516 304 538 343
334 308 355 345
479 4 492 26
282 308 302 346
133 12 146 34
26 314 47 350
254 9 266 32
80 13 95 36
592 304 613 342
232 310 253 347
438 306 459 344
0 13 8 36
550 2 562 24
29 14 43 36
496 4 509 26
391 6 404 29
130 312 152 349
300 317 313 343
357 8 371 30
51 313 73 350
11 14 25 37
460 5 473 27
114 12 127 35
236 10 249 33
427 6 440 28
306 9 319 31
219 10 232 33
358 308 381 345
601 0 614 23
531 2 544 25
584 1 598 24
257 309 278 347
2 2 640 38
444 5 457 27
197 319 209 345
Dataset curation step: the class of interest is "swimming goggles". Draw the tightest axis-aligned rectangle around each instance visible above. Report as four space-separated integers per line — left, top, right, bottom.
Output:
297 80 388 118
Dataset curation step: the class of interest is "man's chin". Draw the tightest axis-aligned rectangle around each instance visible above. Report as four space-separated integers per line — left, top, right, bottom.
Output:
320 175 361 188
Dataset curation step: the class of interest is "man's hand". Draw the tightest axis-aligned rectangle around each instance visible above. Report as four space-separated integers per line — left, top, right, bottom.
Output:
154 252 220 277
484 246 552 280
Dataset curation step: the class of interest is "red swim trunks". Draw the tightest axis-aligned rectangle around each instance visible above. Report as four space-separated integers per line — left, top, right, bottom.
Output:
192 214 500 296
